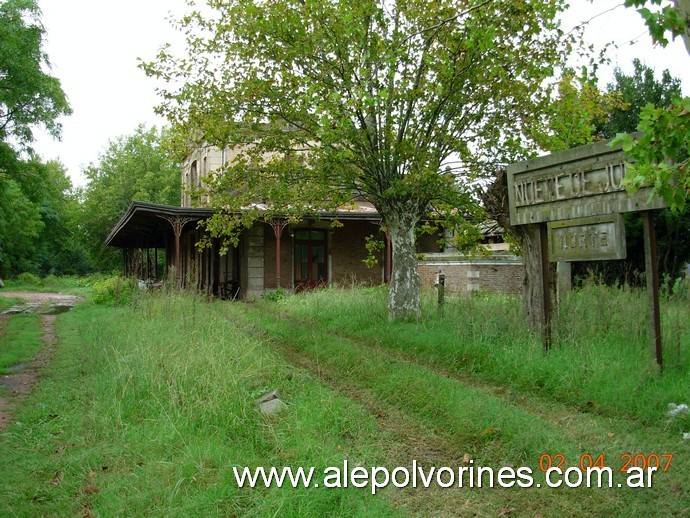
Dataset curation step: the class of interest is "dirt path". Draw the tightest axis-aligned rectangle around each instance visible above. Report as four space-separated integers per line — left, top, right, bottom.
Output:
0 291 76 430
0 291 81 304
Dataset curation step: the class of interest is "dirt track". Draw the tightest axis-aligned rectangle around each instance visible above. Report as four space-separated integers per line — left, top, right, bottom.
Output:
0 292 77 430
0 291 81 304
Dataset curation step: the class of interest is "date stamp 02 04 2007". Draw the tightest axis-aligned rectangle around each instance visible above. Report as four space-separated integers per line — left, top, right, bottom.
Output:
538 453 674 473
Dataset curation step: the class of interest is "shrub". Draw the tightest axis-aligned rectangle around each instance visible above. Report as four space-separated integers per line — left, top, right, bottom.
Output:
16 272 41 286
263 287 287 302
91 276 137 306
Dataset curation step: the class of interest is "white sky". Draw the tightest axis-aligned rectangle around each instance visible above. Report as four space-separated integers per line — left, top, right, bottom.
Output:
32 0 690 188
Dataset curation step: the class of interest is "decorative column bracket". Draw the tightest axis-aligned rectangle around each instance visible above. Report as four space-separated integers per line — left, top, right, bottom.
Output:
157 214 198 286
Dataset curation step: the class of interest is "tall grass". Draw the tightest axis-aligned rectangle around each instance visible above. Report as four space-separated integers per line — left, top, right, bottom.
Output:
0 292 397 516
269 283 690 427
239 288 690 515
0 314 42 374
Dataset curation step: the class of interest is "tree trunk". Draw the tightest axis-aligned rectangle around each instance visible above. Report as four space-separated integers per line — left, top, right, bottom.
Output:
387 212 421 322
517 223 552 331
482 168 555 331
675 0 690 53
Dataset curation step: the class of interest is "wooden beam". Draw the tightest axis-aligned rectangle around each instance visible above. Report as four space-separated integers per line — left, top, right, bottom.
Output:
642 211 663 369
539 223 552 351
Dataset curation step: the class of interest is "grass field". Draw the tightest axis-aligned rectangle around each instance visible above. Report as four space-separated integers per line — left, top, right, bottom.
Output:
0 314 43 374
0 286 688 516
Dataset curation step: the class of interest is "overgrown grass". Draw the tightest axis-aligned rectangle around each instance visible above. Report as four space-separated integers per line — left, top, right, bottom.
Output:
0 314 42 374
266 284 690 428
0 292 398 516
237 288 690 515
2 273 109 294
2 286 689 516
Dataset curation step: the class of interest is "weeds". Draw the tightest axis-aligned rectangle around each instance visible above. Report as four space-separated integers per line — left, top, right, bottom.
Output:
265 283 690 427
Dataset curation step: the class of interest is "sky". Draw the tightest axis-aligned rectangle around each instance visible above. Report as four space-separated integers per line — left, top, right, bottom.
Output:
32 0 690 188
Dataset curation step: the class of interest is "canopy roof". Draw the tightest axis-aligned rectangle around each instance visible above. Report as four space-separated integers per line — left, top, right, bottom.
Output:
106 201 383 249
105 202 213 248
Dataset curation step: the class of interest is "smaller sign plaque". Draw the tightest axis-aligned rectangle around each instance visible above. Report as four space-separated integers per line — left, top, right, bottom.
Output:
547 214 626 262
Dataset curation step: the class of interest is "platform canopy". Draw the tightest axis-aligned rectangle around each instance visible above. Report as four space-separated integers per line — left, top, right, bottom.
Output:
105 202 213 249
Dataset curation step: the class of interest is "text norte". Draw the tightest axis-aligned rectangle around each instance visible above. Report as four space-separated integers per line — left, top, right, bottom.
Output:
513 163 626 207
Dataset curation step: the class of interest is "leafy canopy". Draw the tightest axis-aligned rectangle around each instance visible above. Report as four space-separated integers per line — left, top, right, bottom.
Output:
79 125 181 270
624 0 689 49
0 0 71 148
529 70 625 153
614 1 690 211
144 0 567 240
597 58 682 137
0 156 89 276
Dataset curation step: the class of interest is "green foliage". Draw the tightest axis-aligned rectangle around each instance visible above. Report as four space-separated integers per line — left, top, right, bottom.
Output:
91 276 137 306
597 58 682 138
0 157 92 277
613 99 690 211
617 2 690 212
529 70 624 152
571 61 690 283
79 125 181 271
15 272 40 286
363 234 385 268
145 0 570 319
263 287 287 301
0 178 43 275
624 0 689 48
0 0 71 147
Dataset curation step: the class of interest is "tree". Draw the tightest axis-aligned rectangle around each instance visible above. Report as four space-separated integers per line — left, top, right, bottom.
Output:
614 1 690 212
0 176 43 276
79 125 181 271
0 0 74 277
145 0 568 320
483 71 623 329
530 70 624 153
592 61 689 282
0 156 92 277
28 160 93 276
597 58 682 137
0 0 71 149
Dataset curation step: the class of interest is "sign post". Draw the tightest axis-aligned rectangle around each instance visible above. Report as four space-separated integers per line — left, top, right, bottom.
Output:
642 211 663 369
507 139 666 364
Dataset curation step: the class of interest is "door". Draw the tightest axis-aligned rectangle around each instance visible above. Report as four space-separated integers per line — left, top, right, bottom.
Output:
294 229 327 290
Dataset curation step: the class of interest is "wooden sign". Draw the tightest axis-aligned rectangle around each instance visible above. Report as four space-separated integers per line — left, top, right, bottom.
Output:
547 214 626 262
506 137 666 367
507 139 666 226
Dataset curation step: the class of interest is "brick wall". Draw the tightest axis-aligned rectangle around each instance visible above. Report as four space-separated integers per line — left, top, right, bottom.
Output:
262 220 384 289
330 220 383 286
418 253 524 295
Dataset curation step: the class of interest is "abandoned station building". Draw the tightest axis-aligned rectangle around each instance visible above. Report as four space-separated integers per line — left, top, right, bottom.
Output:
106 146 523 299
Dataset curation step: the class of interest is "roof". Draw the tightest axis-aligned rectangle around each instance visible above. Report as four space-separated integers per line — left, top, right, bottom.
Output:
105 200 383 248
105 202 213 248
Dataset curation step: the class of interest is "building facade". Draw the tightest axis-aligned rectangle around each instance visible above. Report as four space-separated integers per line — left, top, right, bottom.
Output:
106 146 523 299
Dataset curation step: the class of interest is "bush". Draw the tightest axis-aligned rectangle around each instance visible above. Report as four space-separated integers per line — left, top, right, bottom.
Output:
91 276 137 306
263 287 287 301
42 274 60 288
16 272 41 286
